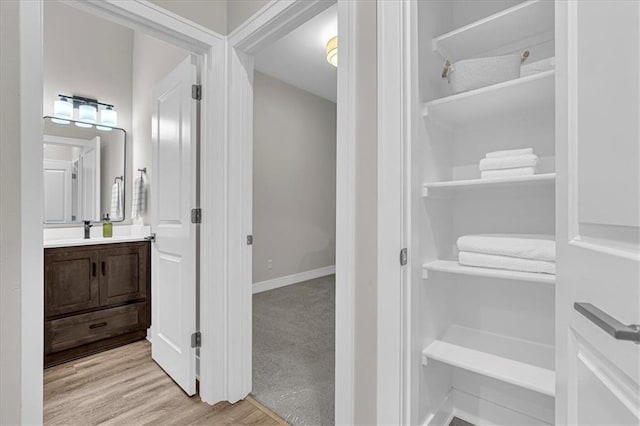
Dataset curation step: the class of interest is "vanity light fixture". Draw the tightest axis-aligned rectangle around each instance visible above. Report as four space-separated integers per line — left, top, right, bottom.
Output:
52 96 73 124
326 35 338 67
52 94 117 130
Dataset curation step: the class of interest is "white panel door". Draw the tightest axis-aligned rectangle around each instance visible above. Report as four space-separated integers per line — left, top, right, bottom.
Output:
43 159 72 223
556 1 640 424
80 136 101 221
151 56 198 396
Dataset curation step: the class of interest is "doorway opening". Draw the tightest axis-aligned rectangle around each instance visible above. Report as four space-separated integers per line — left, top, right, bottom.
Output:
41 1 210 422
243 3 338 424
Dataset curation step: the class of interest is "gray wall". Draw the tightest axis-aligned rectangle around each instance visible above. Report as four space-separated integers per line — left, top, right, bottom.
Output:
227 0 270 33
148 0 227 34
0 2 23 423
253 71 336 284
353 1 378 423
131 32 190 225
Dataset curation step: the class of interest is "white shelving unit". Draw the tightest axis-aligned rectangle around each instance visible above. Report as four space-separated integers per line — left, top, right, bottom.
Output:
422 71 555 127
422 328 555 397
423 172 555 197
423 259 556 284
432 0 555 61
411 0 557 423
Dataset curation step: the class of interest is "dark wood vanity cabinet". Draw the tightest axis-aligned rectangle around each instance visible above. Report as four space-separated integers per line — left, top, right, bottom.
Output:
44 241 151 367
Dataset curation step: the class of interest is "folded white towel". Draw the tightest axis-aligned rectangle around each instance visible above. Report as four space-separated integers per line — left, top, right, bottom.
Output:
479 154 539 171
481 167 537 179
457 234 555 262
485 148 533 158
458 251 556 275
131 175 146 219
110 180 123 221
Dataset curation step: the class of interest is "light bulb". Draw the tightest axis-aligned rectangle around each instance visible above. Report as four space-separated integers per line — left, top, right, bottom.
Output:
97 107 117 131
52 97 73 124
76 104 96 128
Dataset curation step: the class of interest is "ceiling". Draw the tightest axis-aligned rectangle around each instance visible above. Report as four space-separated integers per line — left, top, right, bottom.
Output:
254 4 337 103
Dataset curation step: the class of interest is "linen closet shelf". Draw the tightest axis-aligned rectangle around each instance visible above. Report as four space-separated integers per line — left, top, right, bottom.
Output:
432 0 555 61
422 172 555 197
422 71 555 127
413 0 558 423
423 259 556 284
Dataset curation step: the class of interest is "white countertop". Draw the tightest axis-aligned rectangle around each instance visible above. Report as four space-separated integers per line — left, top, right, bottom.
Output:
43 225 151 248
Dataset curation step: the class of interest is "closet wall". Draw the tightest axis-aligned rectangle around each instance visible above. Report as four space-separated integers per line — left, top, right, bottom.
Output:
410 1 556 424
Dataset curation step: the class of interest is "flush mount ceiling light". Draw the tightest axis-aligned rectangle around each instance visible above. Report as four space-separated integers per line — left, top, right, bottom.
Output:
326 36 338 67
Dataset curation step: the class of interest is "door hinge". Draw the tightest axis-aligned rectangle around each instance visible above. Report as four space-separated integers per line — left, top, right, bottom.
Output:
191 331 201 348
400 248 408 266
191 208 202 224
247 235 253 245
144 233 156 243
192 84 202 101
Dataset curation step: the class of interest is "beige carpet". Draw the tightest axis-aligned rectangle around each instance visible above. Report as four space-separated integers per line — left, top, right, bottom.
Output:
252 275 335 426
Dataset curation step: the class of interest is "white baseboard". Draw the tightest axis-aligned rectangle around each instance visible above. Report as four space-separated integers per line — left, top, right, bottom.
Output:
428 389 551 426
253 265 335 294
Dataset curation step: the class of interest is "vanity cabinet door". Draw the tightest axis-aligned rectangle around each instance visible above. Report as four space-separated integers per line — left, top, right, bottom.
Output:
45 248 100 318
99 242 149 306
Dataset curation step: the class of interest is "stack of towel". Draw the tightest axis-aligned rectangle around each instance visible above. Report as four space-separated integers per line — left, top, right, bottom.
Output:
479 148 539 179
457 234 556 275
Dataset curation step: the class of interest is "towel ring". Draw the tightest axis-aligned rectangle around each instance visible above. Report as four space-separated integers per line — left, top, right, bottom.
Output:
113 176 123 183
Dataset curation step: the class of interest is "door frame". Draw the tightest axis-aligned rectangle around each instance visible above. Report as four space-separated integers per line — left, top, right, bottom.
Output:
19 0 228 418
226 0 359 420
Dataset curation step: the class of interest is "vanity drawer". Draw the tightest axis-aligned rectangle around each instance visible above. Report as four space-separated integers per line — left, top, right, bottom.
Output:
45 304 144 353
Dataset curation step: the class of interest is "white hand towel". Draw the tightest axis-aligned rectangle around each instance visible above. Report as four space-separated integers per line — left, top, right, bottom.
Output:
131 175 146 219
481 167 537 179
485 148 533 158
457 234 555 262
458 251 556 275
479 154 539 171
110 180 123 221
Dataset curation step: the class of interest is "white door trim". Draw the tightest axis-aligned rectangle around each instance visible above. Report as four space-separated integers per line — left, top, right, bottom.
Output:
377 0 411 424
20 0 228 414
226 0 358 420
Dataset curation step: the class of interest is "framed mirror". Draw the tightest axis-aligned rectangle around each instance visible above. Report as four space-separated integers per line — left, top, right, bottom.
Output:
43 116 126 224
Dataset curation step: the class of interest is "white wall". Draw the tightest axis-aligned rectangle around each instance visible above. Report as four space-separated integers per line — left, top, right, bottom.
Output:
148 0 227 34
0 2 23 423
43 1 134 222
131 31 190 225
252 71 336 284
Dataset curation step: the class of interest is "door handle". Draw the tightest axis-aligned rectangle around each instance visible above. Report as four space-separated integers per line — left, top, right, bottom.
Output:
101 261 106 276
92 262 97 277
574 302 640 343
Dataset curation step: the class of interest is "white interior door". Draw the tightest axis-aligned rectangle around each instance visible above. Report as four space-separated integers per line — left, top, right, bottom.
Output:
43 159 72 223
80 136 101 221
557 1 640 424
151 55 198 395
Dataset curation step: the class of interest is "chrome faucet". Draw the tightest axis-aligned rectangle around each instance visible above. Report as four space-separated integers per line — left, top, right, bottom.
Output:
83 221 93 239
